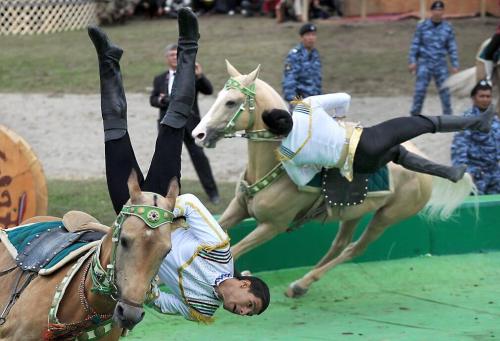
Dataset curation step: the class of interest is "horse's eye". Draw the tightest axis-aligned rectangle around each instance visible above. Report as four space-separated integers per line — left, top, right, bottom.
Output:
120 237 129 249
226 100 237 108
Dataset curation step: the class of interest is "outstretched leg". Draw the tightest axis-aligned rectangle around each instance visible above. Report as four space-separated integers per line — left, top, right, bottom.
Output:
88 26 144 214
143 8 199 195
354 105 496 181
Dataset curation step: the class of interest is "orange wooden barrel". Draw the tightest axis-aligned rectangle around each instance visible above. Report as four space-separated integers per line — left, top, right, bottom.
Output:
0 125 48 228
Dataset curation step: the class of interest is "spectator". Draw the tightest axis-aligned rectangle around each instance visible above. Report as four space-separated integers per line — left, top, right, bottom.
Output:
320 0 342 17
282 23 322 106
150 44 221 204
451 80 500 195
408 0 459 116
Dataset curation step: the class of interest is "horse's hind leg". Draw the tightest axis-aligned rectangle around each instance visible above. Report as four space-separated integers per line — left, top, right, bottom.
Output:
285 209 402 298
315 218 361 268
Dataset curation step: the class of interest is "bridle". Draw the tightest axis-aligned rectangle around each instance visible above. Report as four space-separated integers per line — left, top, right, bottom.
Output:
220 78 283 142
90 204 174 299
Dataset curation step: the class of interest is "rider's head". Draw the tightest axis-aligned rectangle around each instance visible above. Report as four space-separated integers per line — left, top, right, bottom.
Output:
470 79 492 111
262 109 293 136
218 275 270 316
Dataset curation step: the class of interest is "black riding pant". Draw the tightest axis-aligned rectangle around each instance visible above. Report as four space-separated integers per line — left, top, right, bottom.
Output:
105 127 183 214
353 115 435 173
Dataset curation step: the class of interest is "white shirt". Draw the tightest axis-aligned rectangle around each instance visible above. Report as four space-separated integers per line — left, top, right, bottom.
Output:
168 69 175 95
153 194 233 322
281 93 351 186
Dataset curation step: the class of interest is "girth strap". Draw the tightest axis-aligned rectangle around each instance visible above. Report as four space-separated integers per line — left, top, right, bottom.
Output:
0 269 36 325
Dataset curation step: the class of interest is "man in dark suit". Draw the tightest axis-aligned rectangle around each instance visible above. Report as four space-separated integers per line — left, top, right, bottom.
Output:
150 44 220 204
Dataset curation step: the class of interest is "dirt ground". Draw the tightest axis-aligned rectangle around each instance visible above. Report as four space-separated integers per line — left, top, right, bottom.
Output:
1 92 471 181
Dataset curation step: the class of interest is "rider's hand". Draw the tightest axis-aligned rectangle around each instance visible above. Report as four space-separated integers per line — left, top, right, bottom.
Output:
450 67 459 74
408 63 417 74
195 63 203 79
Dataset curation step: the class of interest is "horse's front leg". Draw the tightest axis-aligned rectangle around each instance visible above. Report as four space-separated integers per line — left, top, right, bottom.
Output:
231 221 284 260
285 218 360 298
218 196 250 232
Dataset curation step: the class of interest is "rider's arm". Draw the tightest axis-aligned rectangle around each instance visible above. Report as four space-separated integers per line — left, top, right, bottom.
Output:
304 93 351 117
173 194 229 246
152 292 194 320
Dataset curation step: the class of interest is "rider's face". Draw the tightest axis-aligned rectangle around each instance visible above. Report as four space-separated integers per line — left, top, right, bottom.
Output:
222 280 262 317
472 89 492 111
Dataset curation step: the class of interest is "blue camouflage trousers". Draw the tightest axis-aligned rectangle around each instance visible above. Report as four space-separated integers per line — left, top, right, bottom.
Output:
469 166 500 195
410 63 452 116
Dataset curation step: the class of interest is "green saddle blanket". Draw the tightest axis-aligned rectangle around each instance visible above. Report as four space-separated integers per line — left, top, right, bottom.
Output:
0 221 104 275
304 165 391 193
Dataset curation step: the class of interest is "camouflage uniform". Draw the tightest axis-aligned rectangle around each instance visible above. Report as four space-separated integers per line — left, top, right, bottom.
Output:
408 19 459 116
451 106 500 194
96 0 140 24
282 43 322 103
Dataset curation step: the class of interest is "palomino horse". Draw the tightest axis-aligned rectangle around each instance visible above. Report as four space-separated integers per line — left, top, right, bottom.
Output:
0 172 178 340
445 38 500 112
192 61 475 298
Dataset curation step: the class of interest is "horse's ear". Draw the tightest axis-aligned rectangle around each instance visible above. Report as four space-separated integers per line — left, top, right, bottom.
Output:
127 169 142 204
241 64 260 87
165 177 179 199
226 59 242 77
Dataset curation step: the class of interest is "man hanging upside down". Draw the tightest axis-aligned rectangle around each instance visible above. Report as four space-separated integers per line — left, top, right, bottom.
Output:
261 93 495 187
88 8 270 323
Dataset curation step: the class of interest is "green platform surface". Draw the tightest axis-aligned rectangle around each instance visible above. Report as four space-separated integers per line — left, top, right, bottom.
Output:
129 252 500 341
230 195 500 272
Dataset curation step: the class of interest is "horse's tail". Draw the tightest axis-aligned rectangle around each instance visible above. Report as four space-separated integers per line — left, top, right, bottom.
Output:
443 66 477 97
421 173 478 221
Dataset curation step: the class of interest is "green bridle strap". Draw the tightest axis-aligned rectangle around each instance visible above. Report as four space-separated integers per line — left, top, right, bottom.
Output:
90 204 174 297
223 78 256 135
239 163 286 198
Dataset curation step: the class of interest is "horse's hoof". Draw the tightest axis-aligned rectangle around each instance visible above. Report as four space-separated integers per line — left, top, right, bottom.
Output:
285 281 309 298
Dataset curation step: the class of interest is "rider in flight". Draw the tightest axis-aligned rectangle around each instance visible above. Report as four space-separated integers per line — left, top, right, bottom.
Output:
88 8 269 323
260 93 495 187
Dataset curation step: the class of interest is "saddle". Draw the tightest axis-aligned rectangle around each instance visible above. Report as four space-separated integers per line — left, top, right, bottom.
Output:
0 211 109 275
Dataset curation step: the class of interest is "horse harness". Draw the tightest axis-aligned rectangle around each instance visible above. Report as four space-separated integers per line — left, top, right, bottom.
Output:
0 204 173 340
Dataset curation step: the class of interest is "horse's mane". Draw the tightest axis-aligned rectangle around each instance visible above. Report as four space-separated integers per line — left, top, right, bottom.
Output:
254 78 289 111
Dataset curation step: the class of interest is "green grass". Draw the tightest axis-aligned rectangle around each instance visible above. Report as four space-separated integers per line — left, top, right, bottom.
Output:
47 179 236 225
0 17 496 96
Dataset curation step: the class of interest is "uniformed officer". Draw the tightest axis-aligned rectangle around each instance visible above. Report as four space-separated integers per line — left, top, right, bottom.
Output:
451 80 500 195
408 0 459 116
282 23 322 105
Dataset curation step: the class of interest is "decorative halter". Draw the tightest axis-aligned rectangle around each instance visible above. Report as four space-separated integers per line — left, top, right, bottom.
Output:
222 78 282 142
45 204 173 341
90 204 174 298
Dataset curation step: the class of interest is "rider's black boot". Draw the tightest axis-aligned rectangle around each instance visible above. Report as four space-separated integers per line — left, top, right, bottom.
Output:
425 104 496 134
395 146 467 183
160 8 199 129
88 26 127 142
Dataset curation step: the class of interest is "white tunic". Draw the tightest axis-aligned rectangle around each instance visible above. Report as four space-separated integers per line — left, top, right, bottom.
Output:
281 93 351 186
153 194 233 322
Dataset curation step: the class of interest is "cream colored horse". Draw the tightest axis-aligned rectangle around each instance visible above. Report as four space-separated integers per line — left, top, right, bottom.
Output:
0 173 178 340
193 61 475 298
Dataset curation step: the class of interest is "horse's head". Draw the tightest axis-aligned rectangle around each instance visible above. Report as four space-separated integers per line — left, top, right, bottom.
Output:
109 171 178 330
193 60 263 148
